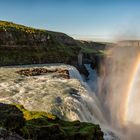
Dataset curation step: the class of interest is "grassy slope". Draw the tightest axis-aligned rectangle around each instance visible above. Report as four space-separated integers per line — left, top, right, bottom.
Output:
0 20 45 33
0 21 81 65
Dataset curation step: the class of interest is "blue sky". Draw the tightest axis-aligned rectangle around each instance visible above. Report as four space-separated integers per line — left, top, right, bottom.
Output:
0 0 140 41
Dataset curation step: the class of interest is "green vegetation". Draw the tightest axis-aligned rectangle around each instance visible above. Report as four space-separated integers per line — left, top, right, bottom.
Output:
0 20 81 66
0 103 104 140
0 20 46 33
0 45 79 65
0 20 107 66
78 41 107 55
15 104 56 121
80 45 98 53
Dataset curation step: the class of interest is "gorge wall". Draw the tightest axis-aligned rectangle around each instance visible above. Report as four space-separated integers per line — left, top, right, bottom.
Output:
0 21 80 65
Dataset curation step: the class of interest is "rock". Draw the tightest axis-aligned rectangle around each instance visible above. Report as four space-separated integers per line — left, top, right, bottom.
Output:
76 65 89 77
0 127 25 140
0 20 81 66
30 124 65 140
55 97 62 105
69 88 81 99
0 103 25 131
0 127 8 138
16 68 70 79
0 103 104 140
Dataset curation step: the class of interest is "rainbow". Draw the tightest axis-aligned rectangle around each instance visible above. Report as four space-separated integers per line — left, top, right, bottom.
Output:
124 53 140 124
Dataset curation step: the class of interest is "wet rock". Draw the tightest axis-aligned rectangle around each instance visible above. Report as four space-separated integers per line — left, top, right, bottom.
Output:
76 65 89 77
0 103 25 130
0 127 25 140
55 96 62 105
0 127 8 138
16 68 70 78
69 88 81 99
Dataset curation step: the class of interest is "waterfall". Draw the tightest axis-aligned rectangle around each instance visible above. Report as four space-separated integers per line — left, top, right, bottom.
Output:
83 64 120 140
84 64 98 93
0 64 115 139
67 65 83 82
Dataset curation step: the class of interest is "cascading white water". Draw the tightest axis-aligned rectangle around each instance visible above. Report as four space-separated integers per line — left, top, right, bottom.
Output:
0 64 116 139
0 64 104 123
83 64 120 140
84 64 98 93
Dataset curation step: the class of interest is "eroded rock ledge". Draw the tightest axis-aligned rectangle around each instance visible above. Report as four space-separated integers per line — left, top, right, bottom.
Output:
0 103 104 140
16 68 70 79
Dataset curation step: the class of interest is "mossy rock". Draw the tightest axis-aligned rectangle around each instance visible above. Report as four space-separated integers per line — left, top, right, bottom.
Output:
0 127 24 140
0 103 25 131
0 103 104 140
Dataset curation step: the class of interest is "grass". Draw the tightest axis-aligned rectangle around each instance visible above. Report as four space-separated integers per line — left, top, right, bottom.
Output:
0 20 46 34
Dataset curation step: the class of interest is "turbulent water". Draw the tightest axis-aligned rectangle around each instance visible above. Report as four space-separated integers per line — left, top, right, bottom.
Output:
0 63 115 139
0 64 87 120
1 45 140 140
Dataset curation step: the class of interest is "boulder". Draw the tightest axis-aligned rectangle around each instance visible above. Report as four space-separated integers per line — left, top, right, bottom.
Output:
0 127 25 140
0 103 25 131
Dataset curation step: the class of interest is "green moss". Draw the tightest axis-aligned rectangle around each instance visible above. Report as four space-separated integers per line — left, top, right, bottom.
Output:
15 104 103 139
0 103 103 140
14 104 56 121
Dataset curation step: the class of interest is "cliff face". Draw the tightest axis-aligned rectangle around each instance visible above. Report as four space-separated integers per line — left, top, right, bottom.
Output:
0 21 47 46
0 20 78 47
0 21 81 66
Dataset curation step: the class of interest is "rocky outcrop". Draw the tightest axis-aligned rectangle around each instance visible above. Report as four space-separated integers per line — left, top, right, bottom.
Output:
16 67 70 79
0 103 104 140
0 127 24 140
0 103 25 130
0 21 77 47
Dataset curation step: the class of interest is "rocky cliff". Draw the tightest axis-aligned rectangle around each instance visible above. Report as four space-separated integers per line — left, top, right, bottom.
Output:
0 21 81 66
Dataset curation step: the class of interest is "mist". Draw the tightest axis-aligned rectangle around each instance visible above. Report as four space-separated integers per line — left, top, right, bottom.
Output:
97 41 140 139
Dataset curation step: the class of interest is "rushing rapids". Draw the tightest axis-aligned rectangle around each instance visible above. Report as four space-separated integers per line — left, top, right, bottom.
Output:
0 64 116 139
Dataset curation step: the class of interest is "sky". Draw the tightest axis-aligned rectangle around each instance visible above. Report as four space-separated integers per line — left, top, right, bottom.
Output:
0 0 140 42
